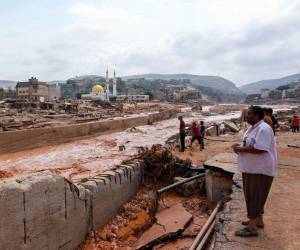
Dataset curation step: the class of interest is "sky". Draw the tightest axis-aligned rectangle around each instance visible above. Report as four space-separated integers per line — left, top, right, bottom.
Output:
0 0 300 86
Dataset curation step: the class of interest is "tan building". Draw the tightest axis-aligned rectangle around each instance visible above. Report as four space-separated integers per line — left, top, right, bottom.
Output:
16 77 48 102
48 84 61 101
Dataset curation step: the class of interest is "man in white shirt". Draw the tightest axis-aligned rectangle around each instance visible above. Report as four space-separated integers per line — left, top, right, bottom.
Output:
232 106 277 237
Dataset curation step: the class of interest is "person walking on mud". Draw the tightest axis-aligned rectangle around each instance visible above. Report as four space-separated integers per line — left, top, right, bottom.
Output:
199 121 206 150
232 106 277 237
189 122 202 150
292 115 299 132
178 116 186 152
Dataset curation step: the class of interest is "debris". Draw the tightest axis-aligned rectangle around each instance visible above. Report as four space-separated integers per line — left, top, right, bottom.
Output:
224 121 239 132
174 176 205 197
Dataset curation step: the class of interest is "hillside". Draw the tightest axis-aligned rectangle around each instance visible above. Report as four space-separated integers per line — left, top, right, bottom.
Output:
122 74 243 96
240 74 300 94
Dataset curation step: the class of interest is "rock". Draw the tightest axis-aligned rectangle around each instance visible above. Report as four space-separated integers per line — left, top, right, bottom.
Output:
224 121 239 132
206 125 218 136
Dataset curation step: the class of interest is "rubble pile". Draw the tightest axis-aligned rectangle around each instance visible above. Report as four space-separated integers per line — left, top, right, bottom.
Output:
208 104 247 115
130 144 196 183
0 99 174 131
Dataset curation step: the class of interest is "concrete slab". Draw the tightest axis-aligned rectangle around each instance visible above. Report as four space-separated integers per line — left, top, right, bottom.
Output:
136 203 193 249
224 121 239 132
204 153 237 175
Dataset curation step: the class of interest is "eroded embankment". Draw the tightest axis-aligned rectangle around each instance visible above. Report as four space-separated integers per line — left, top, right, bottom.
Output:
0 144 212 250
0 109 178 154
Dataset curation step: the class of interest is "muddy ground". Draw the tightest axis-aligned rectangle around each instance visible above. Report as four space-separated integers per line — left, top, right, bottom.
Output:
77 134 239 250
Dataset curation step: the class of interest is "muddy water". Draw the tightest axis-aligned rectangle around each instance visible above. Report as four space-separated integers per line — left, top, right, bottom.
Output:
0 111 241 181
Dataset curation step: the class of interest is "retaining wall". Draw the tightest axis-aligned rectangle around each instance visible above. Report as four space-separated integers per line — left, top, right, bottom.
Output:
0 109 178 154
0 163 143 250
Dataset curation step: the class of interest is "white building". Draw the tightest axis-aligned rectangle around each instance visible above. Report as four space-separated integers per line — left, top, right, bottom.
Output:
116 95 149 102
48 84 61 101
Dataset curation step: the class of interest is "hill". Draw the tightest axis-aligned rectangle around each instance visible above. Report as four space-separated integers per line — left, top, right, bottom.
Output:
122 74 243 96
240 74 300 94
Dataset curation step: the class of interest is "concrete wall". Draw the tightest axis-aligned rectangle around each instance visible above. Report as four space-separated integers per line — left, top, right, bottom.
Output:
0 163 143 250
205 170 233 205
0 109 177 154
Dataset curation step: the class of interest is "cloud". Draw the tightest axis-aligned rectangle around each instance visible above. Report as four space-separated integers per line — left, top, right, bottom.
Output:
0 0 300 85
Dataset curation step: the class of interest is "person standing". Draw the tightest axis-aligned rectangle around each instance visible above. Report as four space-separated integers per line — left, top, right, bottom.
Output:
178 116 186 152
200 121 206 150
190 122 202 150
292 115 299 132
232 106 277 237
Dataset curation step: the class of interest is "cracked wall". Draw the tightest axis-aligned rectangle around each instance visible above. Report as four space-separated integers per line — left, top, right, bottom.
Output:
0 163 143 250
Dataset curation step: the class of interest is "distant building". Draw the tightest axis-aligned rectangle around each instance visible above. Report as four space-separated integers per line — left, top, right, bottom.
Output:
116 95 149 102
245 94 262 103
126 78 145 84
82 84 109 101
48 84 61 101
81 70 115 101
261 88 271 98
16 77 48 102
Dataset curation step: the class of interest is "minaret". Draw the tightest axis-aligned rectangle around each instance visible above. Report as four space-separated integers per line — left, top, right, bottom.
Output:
105 69 110 96
113 70 117 96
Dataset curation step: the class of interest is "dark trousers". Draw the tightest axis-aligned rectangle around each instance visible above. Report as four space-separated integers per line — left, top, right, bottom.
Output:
242 173 273 219
292 126 299 132
180 133 185 151
191 136 201 144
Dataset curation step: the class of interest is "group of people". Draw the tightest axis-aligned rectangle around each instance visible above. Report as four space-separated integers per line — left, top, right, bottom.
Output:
178 116 205 152
178 106 280 238
232 106 277 237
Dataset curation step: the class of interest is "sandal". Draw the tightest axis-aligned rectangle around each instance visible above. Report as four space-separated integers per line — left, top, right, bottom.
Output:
235 227 258 237
242 220 264 228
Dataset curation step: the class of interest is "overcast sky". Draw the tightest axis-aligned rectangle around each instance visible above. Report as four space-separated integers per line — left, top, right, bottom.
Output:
0 0 300 85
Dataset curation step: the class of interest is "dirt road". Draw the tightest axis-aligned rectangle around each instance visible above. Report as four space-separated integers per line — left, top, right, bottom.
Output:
213 132 300 250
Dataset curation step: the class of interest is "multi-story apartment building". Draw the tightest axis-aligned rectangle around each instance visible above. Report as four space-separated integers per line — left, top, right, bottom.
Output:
16 77 48 102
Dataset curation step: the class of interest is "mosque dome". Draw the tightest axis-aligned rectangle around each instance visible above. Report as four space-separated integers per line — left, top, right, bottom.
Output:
92 84 104 94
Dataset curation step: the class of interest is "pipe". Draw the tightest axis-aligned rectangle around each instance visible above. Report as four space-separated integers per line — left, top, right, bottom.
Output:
156 173 205 196
196 219 216 250
189 202 221 250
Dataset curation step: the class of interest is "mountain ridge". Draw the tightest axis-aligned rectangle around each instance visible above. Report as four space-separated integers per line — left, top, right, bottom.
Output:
121 73 243 95
240 74 300 94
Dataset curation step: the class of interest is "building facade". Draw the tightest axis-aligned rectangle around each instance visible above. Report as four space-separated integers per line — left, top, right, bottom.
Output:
116 95 149 102
16 77 48 102
48 84 61 101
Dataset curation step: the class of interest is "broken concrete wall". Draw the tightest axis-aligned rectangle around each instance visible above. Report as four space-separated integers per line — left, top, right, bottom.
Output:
0 164 143 250
0 172 90 250
0 109 178 153
80 163 143 230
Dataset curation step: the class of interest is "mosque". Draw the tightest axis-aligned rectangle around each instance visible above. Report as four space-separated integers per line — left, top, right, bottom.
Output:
82 69 150 102
81 69 117 101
